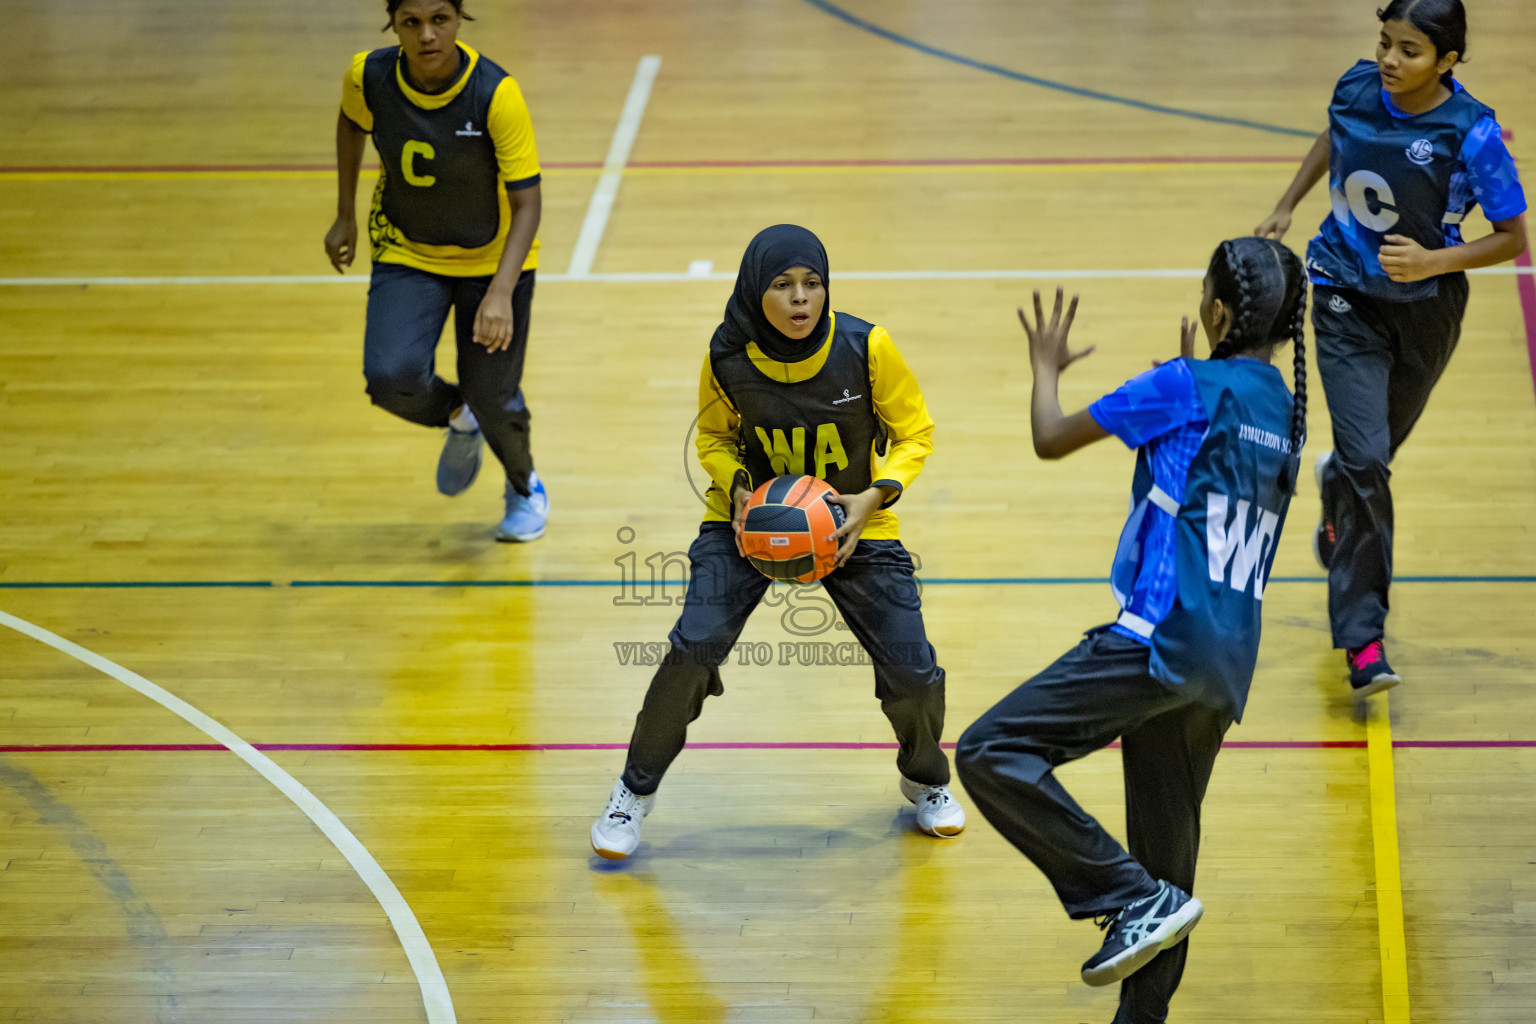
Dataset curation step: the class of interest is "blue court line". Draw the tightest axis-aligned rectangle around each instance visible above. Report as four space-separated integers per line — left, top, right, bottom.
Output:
0 581 275 589
802 0 1316 139
3 575 1535 590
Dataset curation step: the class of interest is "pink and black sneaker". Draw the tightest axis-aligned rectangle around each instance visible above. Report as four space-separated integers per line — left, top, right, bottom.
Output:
1347 638 1401 698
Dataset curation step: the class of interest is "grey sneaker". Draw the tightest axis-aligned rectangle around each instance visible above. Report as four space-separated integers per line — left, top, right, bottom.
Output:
495 471 549 542
436 426 483 496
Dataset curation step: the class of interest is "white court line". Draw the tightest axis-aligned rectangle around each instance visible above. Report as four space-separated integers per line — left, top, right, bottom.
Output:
2 266 1530 287
0 609 456 1024
566 56 662 278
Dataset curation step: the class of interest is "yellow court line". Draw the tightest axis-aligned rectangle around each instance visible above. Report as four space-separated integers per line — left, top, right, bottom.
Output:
1366 692 1411 1024
0 161 1287 183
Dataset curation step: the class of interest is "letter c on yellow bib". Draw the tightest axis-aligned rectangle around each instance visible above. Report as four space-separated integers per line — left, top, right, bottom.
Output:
401 141 437 187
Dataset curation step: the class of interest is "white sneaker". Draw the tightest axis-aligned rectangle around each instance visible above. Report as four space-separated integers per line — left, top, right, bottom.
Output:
590 781 655 860
899 776 965 837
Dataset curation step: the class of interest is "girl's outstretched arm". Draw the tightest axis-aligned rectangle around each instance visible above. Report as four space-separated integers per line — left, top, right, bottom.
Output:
1255 129 1329 242
1022 287 1108 460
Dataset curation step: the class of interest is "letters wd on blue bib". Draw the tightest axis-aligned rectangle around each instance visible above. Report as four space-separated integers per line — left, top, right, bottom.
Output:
1307 60 1526 302
1089 358 1297 720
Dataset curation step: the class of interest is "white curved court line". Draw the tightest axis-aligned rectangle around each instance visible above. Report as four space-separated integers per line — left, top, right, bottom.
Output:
0 608 456 1024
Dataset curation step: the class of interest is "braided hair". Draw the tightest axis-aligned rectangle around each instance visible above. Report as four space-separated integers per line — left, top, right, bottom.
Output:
1207 237 1308 491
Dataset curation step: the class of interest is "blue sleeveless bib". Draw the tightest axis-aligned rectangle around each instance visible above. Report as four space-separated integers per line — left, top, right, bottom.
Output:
1109 358 1297 720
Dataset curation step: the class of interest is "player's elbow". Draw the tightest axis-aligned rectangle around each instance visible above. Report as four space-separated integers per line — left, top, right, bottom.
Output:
1494 216 1528 259
1032 431 1067 460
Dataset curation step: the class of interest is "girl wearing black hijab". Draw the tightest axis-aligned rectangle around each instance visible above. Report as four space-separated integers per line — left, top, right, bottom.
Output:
591 225 964 860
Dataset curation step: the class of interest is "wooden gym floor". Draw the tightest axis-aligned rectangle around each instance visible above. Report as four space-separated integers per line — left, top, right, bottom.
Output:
2 1 1534 1021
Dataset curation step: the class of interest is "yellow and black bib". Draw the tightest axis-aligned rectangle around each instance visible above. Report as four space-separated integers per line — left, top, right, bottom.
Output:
710 313 885 495
362 47 507 249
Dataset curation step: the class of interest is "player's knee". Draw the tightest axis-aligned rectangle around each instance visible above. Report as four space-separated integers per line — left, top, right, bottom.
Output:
954 719 993 775
458 379 527 419
364 365 434 411
879 664 944 707
664 635 734 667
1334 449 1389 482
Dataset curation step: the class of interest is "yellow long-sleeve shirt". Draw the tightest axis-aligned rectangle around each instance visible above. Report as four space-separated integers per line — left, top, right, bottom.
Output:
340 42 542 276
696 316 934 540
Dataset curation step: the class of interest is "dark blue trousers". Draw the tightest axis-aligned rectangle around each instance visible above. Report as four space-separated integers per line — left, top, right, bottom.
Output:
363 262 537 494
621 523 950 794
957 627 1231 1024
1312 274 1467 648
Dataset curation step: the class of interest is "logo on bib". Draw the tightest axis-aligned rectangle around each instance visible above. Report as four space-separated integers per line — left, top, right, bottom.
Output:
832 388 863 405
1405 139 1434 166
455 121 484 137
1328 293 1353 314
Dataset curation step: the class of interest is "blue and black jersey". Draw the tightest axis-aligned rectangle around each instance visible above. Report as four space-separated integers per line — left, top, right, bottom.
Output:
1307 60 1525 302
1090 358 1296 720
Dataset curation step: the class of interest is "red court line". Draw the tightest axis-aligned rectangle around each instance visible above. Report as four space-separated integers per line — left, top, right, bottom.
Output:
2 740 1530 753
1392 739 1536 748
0 155 1297 175
0 163 597 173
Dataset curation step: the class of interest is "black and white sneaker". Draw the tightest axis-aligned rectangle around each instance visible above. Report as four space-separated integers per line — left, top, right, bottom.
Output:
1080 880 1203 987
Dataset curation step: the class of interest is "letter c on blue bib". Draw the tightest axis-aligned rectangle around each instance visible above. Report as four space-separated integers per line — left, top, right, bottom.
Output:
1343 170 1399 232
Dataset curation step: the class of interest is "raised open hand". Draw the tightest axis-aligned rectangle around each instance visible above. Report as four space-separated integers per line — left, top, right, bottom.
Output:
1019 286 1095 375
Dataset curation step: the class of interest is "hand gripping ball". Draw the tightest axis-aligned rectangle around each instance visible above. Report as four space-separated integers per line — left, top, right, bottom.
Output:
739 475 846 583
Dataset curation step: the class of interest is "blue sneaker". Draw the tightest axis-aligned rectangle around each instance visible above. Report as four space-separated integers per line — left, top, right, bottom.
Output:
436 426 483 496
495 471 549 542
1080 880 1203 987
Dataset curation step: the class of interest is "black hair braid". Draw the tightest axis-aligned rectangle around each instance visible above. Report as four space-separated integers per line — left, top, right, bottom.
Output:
1206 236 1310 491
1233 248 1259 348
1209 242 1243 361
1279 251 1309 492
1286 260 1308 459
